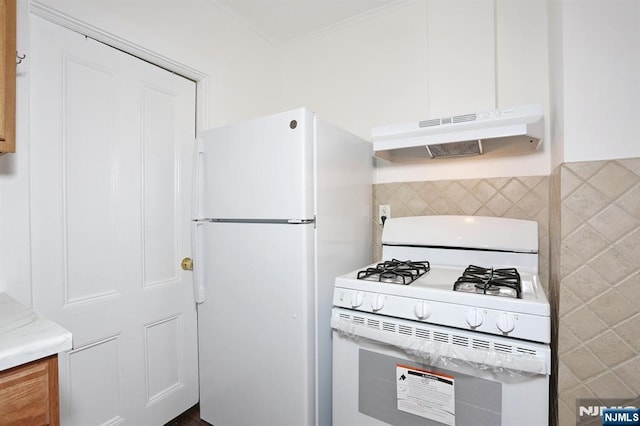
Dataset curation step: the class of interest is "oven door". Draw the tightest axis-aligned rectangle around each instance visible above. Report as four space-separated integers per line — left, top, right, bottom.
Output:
331 308 550 426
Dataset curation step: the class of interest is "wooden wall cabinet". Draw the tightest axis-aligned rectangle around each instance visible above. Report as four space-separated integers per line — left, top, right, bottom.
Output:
0 355 60 426
0 0 16 154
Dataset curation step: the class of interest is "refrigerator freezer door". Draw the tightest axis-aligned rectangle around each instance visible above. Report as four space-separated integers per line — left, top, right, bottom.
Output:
197 108 315 220
197 221 315 426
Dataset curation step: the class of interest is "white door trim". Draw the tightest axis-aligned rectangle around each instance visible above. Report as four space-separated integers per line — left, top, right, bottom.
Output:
29 0 211 130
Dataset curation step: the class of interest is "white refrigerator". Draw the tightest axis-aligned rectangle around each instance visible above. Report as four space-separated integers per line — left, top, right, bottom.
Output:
193 108 372 426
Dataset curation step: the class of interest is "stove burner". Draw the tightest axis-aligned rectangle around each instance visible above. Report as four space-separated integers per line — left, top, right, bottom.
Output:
453 265 522 298
357 259 430 285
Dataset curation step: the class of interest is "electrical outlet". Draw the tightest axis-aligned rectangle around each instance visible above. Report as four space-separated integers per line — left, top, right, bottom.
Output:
378 205 390 225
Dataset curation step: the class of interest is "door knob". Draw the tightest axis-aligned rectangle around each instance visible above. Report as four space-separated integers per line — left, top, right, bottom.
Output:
181 257 193 271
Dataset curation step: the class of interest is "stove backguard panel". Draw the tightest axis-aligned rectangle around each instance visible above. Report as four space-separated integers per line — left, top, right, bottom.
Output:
372 175 550 292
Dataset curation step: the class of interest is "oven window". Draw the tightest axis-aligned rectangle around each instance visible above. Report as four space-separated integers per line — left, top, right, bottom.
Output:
358 349 502 425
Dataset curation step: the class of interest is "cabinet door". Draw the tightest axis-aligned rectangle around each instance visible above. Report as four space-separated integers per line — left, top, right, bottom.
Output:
427 0 495 116
0 356 60 426
0 0 16 154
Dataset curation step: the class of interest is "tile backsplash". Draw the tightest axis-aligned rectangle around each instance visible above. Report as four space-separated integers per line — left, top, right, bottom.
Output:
372 175 550 288
554 159 640 425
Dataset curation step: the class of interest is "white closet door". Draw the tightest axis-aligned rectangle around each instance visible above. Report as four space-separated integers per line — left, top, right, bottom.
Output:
30 15 198 425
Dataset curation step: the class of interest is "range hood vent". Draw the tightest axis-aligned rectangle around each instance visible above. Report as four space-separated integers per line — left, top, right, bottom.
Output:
372 104 544 162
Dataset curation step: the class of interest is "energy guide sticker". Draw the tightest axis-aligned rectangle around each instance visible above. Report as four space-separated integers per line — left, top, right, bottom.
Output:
396 364 455 425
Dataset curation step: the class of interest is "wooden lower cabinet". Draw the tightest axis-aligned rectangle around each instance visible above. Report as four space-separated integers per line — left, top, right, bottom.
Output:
0 0 17 154
0 355 60 426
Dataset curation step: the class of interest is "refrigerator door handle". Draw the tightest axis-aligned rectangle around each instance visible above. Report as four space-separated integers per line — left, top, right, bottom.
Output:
286 218 315 224
193 218 315 225
192 137 205 221
192 221 206 304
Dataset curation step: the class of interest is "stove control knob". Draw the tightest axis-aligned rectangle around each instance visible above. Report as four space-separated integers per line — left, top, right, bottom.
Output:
371 294 385 312
350 292 364 308
466 309 484 328
496 313 516 333
414 302 432 320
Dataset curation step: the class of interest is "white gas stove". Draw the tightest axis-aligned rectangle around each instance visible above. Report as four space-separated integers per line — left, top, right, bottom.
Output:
333 215 550 343
331 215 552 426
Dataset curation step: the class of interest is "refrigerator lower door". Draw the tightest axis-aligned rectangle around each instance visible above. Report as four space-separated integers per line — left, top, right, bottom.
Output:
197 221 315 426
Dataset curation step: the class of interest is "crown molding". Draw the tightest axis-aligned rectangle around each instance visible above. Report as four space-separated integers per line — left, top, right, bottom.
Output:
285 0 412 46
206 0 284 48
207 0 412 48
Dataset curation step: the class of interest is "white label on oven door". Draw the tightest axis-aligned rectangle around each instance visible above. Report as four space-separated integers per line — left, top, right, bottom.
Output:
396 364 455 425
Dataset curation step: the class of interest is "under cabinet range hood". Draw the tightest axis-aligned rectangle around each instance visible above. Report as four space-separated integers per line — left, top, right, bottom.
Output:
372 104 544 162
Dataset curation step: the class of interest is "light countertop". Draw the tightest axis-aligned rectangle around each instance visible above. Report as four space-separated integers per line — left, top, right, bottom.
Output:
0 292 72 371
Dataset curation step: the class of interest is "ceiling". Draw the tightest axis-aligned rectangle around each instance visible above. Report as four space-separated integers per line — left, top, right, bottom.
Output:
213 0 403 45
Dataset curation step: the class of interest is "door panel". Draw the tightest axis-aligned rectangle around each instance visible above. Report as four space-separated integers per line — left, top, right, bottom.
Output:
198 222 315 426
66 337 122 425
145 315 182 402
143 85 179 287
30 16 198 425
64 57 118 303
197 108 314 220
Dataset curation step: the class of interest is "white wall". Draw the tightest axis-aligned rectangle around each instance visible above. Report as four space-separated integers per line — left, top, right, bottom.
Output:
0 0 285 303
549 0 565 169
0 0 34 305
282 0 550 184
562 0 640 163
282 2 430 141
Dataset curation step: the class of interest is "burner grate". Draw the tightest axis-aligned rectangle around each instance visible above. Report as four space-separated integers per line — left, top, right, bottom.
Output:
453 265 522 298
357 259 430 285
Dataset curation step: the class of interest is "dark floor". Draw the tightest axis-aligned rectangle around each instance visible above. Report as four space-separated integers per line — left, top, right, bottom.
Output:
165 404 211 426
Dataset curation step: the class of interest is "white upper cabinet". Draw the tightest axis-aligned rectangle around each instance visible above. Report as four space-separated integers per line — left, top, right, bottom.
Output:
427 0 496 117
